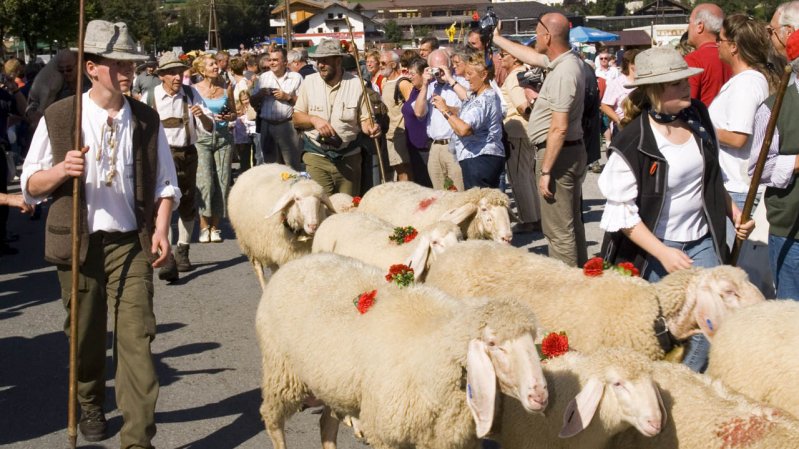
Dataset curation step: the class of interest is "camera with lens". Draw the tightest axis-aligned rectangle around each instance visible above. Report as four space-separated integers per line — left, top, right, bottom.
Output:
319 133 343 148
431 67 443 79
479 7 499 46
517 67 545 93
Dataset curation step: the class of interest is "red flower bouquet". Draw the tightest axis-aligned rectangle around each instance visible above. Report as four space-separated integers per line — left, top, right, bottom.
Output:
540 332 569 359
614 262 640 277
354 290 377 314
385 264 415 287
352 196 361 207
583 257 608 277
389 226 418 245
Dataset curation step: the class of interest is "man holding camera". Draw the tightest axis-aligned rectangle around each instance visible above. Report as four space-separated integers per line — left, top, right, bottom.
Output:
413 49 464 191
467 28 508 86
252 47 303 170
293 38 381 195
492 13 588 267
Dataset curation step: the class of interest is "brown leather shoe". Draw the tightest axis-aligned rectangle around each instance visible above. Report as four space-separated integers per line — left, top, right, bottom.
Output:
79 408 108 442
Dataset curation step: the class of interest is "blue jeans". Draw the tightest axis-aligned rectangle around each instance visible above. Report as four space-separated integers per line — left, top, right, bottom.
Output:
459 154 505 189
769 234 799 300
644 234 719 373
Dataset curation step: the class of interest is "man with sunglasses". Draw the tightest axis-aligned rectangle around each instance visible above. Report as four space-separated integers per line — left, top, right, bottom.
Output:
685 3 731 106
491 13 588 268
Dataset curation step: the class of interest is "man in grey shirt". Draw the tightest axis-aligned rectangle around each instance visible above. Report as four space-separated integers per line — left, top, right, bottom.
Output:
492 12 587 267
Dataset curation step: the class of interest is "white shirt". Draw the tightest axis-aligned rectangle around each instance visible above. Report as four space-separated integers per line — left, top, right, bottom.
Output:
595 65 619 81
708 69 769 193
152 84 211 147
426 80 462 140
599 125 708 242
749 82 799 189
254 70 303 121
22 91 180 233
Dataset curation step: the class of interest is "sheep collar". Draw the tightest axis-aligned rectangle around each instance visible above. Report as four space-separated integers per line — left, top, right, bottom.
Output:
653 301 679 354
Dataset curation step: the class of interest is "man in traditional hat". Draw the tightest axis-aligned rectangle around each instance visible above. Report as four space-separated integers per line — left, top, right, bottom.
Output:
20 20 180 447
132 54 159 100
145 51 213 281
293 38 381 195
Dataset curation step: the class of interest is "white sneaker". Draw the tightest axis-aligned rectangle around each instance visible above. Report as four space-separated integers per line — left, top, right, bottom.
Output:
199 227 211 243
210 228 223 243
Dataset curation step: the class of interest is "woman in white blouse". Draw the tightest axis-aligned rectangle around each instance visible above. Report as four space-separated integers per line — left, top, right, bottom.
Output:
598 48 754 372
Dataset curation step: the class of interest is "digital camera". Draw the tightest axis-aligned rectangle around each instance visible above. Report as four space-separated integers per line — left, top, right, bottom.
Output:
517 67 545 92
479 7 499 46
431 67 443 78
319 133 343 148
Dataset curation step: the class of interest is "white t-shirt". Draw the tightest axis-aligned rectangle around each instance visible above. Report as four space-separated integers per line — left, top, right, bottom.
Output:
708 69 769 193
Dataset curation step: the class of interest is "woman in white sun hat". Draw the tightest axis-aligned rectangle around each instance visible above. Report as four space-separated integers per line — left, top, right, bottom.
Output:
597 47 755 373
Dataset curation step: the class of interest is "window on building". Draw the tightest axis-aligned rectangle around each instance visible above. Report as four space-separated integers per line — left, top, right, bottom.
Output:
333 27 340 32
338 13 343 18
317 27 323 33
328 13 333 19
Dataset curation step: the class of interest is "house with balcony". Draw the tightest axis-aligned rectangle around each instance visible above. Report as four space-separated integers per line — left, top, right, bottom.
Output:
272 1 382 47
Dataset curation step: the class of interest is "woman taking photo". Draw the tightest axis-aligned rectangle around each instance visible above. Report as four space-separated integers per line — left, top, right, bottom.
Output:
193 54 236 243
709 14 779 248
598 48 754 372
400 57 433 187
431 55 505 189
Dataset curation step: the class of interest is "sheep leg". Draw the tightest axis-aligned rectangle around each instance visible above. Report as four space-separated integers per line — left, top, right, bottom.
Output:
251 258 267 290
320 405 340 449
264 415 288 449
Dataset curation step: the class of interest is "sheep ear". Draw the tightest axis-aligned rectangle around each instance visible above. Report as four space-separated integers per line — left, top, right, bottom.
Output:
321 194 337 214
406 234 431 281
691 281 726 339
655 384 668 430
268 191 295 218
440 204 478 225
466 338 496 438
559 377 604 438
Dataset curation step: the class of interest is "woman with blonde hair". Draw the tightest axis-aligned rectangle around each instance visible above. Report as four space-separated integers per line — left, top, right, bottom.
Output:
599 47 754 372
193 54 236 243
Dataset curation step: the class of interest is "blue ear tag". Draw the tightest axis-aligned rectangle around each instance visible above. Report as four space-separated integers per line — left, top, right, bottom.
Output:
706 319 714 332
467 383 473 399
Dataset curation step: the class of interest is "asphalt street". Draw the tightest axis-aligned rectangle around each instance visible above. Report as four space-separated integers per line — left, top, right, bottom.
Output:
0 164 607 449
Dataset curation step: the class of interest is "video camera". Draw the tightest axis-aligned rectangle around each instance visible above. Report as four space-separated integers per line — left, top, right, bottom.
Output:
478 6 499 48
517 67 545 92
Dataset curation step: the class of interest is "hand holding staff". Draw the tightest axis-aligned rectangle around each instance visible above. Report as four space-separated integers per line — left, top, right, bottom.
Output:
344 16 387 184
729 64 793 266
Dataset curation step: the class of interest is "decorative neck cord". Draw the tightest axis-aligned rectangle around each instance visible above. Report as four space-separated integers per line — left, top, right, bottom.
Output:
98 120 120 186
647 106 712 144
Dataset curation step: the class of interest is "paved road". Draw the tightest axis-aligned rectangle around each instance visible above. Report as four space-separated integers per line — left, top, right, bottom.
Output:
0 166 607 448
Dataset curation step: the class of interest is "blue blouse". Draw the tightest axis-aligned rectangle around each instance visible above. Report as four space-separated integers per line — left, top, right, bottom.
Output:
203 94 229 130
450 88 505 161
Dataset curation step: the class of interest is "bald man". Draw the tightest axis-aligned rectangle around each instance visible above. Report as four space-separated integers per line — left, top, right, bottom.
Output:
491 13 588 267
685 3 731 106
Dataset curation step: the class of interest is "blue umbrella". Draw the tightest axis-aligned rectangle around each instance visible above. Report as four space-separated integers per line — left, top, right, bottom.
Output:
569 26 619 43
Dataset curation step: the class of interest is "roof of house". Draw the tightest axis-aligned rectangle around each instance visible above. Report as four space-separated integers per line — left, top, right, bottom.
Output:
600 30 653 47
272 0 328 15
634 0 690 16
351 0 488 8
489 1 562 20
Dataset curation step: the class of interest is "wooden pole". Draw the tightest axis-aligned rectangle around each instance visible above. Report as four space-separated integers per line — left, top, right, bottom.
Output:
729 64 793 266
344 16 387 184
68 1 86 447
285 0 293 50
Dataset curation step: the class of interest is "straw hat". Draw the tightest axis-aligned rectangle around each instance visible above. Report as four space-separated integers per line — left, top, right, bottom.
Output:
624 47 703 88
72 20 147 61
156 51 190 74
309 38 346 58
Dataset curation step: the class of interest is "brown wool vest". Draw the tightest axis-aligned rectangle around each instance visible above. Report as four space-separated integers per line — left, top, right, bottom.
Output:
43 95 161 265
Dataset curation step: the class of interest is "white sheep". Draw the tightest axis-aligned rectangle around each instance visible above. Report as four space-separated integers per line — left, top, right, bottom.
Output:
706 300 799 420
227 163 335 289
327 192 358 213
311 211 467 281
424 241 765 360
358 181 514 244
610 360 799 449
256 252 548 449
496 348 665 449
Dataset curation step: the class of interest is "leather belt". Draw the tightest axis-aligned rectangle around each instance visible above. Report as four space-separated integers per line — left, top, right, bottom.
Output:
161 117 185 128
170 144 196 152
430 139 450 145
535 139 583 150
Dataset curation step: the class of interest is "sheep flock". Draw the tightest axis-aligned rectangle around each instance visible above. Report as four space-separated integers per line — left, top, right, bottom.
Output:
224 169 797 449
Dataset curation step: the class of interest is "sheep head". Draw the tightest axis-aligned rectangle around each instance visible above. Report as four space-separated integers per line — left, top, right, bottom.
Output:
328 192 355 213
559 350 665 439
443 196 512 244
467 302 547 437
268 180 336 235
663 266 766 340
405 221 464 281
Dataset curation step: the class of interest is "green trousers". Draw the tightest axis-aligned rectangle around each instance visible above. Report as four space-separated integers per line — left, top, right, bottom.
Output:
302 151 362 196
57 231 158 449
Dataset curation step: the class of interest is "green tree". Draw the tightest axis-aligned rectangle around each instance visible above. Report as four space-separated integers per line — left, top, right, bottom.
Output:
1 0 86 54
383 19 402 44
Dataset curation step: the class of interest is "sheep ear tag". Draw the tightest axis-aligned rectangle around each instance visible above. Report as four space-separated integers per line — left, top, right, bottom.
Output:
466 338 496 438
692 284 725 339
559 377 604 438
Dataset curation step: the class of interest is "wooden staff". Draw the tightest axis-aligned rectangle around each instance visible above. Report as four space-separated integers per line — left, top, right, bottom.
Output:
730 64 793 266
68 1 86 447
344 16 387 183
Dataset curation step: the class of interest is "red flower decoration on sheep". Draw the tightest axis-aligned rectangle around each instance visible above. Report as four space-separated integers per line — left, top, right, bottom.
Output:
385 264 415 287
354 290 377 314
615 262 640 277
540 332 569 359
389 226 418 245
583 257 608 277
352 196 361 207
443 177 458 191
